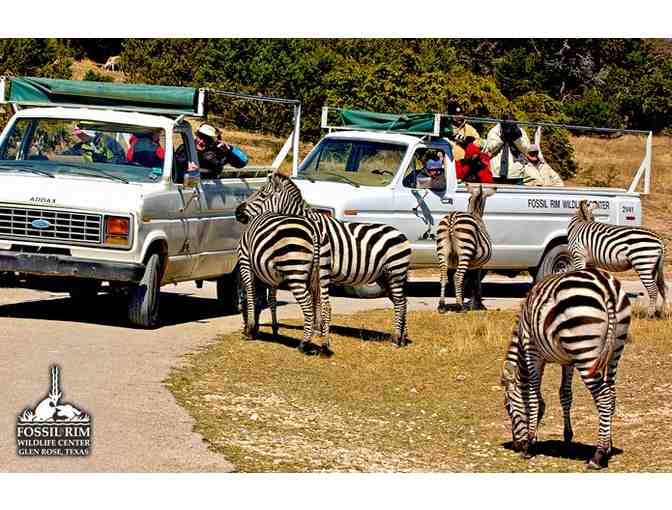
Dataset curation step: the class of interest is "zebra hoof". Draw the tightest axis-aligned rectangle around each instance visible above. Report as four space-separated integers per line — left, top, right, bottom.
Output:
437 303 448 314
319 344 333 358
587 449 607 470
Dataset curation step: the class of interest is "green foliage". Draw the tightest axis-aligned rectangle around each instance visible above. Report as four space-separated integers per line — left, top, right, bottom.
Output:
563 88 624 129
82 69 114 82
514 92 578 179
0 39 72 79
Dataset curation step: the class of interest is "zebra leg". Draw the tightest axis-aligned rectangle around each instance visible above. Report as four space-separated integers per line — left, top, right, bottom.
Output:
584 378 614 469
319 275 332 353
380 274 408 347
469 269 487 311
437 251 449 314
640 272 659 319
268 287 278 338
239 262 258 340
453 262 469 312
523 357 544 459
287 283 315 353
560 365 574 443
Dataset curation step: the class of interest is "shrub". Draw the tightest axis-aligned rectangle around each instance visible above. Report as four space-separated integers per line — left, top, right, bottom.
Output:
83 69 114 82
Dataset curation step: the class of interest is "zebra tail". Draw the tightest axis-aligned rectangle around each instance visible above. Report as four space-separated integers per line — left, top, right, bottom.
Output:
587 290 617 381
310 226 322 334
656 249 667 305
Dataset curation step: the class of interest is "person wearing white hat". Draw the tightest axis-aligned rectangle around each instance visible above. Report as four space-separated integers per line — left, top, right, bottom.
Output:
190 123 248 179
520 144 564 187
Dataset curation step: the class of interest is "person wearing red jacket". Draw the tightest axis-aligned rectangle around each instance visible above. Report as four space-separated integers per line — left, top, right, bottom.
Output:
455 143 493 184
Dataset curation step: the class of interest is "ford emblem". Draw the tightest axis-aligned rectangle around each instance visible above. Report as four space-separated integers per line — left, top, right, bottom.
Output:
31 219 52 230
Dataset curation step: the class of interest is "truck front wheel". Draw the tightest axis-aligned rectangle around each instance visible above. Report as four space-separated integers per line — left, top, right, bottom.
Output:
533 244 573 282
128 253 162 328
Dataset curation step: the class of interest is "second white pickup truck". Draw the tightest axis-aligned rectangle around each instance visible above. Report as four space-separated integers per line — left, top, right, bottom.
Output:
292 107 651 286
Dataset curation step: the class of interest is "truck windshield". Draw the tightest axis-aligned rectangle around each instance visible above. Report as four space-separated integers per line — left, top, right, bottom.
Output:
297 138 405 187
0 118 167 183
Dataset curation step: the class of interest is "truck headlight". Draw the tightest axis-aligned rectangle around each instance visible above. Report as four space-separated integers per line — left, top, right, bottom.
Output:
104 216 131 246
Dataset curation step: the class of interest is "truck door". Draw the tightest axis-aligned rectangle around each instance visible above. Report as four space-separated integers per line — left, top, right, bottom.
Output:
393 145 459 266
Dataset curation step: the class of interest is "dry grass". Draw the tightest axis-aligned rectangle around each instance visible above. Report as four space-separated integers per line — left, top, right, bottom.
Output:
167 307 672 472
70 58 126 82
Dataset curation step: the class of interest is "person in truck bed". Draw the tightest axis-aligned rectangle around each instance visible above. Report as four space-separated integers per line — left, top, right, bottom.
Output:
520 144 564 187
455 143 493 184
444 101 481 161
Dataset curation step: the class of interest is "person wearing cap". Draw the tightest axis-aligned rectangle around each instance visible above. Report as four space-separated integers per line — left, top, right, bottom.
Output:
485 111 530 182
445 101 481 161
455 143 494 184
403 152 446 191
520 144 564 187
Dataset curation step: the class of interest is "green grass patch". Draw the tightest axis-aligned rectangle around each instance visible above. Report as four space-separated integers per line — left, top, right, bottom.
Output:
166 308 672 472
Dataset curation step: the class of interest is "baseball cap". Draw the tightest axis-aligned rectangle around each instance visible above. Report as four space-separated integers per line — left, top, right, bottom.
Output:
426 159 443 171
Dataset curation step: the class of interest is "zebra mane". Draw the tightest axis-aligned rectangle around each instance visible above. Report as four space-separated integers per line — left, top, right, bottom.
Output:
467 185 496 218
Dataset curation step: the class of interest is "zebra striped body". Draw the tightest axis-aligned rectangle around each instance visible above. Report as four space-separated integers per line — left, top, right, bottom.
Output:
569 200 666 318
235 173 411 346
237 211 329 352
501 268 631 469
436 185 495 312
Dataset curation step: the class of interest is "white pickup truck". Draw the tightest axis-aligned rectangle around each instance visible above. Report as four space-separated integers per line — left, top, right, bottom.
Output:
292 107 652 287
0 77 301 327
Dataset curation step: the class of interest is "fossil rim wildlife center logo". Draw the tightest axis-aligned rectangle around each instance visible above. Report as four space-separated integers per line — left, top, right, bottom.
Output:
16 365 92 457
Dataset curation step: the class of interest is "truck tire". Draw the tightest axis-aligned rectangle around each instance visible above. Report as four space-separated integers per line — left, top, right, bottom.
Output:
69 280 101 303
128 253 161 328
341 282 386 299
217 270 243 314
534 244 573 283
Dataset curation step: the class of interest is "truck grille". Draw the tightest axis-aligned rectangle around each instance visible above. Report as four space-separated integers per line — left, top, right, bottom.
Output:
0 207 102 245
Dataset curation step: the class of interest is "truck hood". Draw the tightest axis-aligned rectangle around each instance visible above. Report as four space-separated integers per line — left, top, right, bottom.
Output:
0 174 154 214
293 179 392 212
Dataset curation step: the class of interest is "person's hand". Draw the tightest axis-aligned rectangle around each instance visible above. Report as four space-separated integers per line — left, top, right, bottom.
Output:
187 161 198 171
501 122 522 143
217 142 230 151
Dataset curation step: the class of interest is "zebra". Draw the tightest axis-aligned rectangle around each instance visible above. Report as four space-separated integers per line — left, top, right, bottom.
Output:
237 210 330 353
569 199 667 318
501 268 631 469
235 173 411 346
436 184 495 313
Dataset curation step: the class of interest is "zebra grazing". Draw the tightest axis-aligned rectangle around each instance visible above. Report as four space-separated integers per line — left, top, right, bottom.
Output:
569 199 667 318
235 173 412 347
436 184 495 313
237 211 330 353
501 268 631 469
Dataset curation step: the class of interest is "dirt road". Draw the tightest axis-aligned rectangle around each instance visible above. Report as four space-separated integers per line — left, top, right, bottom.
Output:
0 276 646 472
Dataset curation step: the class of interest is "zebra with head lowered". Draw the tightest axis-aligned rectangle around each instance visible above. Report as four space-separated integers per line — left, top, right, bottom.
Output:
501 268 631 469
235 173 412 347
436 184 495 313
237 210 330 353
569 199 667 318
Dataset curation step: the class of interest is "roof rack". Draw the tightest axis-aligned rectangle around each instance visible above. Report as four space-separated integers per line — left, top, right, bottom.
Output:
321 106 442 137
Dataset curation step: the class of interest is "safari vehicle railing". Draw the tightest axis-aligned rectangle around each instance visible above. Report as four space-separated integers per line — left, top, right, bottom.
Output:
0 76 302 175
320 106 653 195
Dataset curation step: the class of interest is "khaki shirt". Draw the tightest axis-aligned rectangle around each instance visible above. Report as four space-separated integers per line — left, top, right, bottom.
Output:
522 160 564 187
449 123 481 161
486 124 530 178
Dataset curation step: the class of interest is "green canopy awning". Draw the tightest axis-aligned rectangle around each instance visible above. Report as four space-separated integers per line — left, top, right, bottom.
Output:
338 109 452 136
3 77 203 116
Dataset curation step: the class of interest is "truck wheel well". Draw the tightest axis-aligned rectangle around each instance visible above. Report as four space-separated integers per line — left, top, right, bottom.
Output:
144 240 168 276
530 235 569 278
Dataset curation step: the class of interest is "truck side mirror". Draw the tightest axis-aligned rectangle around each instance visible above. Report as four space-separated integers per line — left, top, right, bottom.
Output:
183 168 201 189
415 175 432 189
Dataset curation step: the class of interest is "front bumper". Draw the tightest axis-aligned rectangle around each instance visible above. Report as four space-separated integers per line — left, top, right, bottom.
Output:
0 251 146 283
